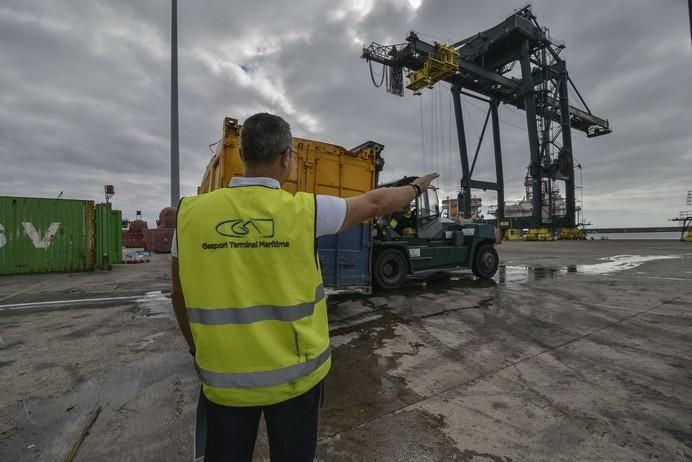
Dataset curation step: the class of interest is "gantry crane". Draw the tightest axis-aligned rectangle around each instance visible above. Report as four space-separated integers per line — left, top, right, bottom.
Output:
361 5 611 230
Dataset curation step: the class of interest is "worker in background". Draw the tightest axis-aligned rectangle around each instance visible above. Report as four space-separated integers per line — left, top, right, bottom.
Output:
389 203 416 237
171 112 438 462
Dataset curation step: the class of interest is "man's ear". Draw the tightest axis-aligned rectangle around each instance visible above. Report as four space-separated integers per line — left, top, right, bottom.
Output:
280 149 291 168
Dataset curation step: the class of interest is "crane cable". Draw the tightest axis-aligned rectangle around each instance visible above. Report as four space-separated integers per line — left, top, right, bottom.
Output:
433 87 439 175
368 60 386 88
433 86 440 176
449 90 461 199
466 97 528 132
440 86 449 197
430 86 435 174
419 96 425 171
438 82 458 199
208 138 222 153
443 87 452 198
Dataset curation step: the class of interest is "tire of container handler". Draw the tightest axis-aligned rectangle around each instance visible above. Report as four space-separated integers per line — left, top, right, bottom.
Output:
373 249 408 290
472 244 499 279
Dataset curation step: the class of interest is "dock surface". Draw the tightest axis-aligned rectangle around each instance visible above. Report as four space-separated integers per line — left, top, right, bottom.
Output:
1 240 690 461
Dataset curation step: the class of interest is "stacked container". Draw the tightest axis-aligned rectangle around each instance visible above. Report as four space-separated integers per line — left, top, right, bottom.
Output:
95 203 123 270
0 196 122 275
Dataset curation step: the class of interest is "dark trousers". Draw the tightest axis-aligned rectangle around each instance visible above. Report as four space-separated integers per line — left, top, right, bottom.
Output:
203 383 322 462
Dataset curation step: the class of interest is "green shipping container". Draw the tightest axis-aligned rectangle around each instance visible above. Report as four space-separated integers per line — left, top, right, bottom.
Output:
111 208 122 263
0 196 95 275
94 203 123 270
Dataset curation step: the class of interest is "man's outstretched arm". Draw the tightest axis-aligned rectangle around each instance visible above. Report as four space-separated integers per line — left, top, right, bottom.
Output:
340 173 438 232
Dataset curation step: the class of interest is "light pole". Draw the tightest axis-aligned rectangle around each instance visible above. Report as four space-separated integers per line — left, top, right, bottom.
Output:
171 0 180 207
689 0 692 47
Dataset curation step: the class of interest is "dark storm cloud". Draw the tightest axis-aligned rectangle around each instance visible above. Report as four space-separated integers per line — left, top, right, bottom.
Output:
1 0 690 226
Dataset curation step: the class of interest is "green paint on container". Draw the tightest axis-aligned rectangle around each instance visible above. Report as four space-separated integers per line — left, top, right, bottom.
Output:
0 196 95 275
94 203 124 270
111 208 123 263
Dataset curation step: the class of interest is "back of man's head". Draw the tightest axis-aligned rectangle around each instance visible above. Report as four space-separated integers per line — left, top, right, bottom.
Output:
240 113 292 167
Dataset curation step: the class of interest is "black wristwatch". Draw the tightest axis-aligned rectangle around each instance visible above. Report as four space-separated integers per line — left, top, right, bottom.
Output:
410 183 422 197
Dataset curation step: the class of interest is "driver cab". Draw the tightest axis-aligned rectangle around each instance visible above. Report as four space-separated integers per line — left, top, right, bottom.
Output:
377 177 444 240
416 186 443 239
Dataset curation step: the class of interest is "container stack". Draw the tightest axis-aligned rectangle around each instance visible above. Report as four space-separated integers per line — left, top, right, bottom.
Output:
0 196 122 275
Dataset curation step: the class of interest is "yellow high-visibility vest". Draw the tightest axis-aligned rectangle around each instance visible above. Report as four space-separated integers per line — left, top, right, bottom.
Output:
177 186 330 407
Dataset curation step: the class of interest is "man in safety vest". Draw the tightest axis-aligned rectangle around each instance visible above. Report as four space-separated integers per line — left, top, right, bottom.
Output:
171 112 437 462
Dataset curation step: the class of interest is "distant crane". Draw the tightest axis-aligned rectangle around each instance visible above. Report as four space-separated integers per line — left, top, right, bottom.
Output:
671 190 692 241
361 5 611 230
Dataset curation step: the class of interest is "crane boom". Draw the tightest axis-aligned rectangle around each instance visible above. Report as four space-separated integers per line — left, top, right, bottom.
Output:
362 29 610 137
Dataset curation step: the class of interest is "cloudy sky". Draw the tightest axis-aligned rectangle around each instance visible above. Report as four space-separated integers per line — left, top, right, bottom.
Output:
1 0 690 227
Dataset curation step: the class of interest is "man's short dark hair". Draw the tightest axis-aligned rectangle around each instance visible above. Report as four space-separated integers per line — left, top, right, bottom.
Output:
240 113 292 166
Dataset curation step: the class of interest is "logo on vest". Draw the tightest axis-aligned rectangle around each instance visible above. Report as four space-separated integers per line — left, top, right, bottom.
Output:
215 219 275 238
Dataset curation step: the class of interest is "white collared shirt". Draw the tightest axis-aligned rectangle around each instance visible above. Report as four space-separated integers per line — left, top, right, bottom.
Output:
170 178 347 257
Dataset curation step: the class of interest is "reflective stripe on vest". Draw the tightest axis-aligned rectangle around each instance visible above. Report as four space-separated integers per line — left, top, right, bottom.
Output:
187 284 325 325
197 346 331 389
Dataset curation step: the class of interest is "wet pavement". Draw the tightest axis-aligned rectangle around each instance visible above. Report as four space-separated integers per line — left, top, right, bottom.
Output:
1 240 691 461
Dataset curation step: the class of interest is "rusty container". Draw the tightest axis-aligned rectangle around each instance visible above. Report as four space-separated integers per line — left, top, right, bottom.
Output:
143 228 174 253
123 218 148 248
198 117 383 198
142 207 177 253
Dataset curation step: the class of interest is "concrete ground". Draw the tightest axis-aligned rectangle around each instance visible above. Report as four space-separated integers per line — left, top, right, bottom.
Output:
0 240 690 461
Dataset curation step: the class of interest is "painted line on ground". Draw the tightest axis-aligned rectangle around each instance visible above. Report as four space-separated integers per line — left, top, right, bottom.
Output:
0 275 62 303
0 295 142 312
639 276 692 281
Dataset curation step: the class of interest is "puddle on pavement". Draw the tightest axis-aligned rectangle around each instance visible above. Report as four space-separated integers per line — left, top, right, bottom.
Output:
324 310 422 434
365 254 681 294
388 272 497 295
573 254 680 274
135 291 174 319
498 254 681 286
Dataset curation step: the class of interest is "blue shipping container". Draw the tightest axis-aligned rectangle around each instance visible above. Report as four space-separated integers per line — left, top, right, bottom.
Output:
317 223 371 293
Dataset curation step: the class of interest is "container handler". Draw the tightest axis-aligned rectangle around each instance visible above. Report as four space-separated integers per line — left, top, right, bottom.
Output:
371 176 498 289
